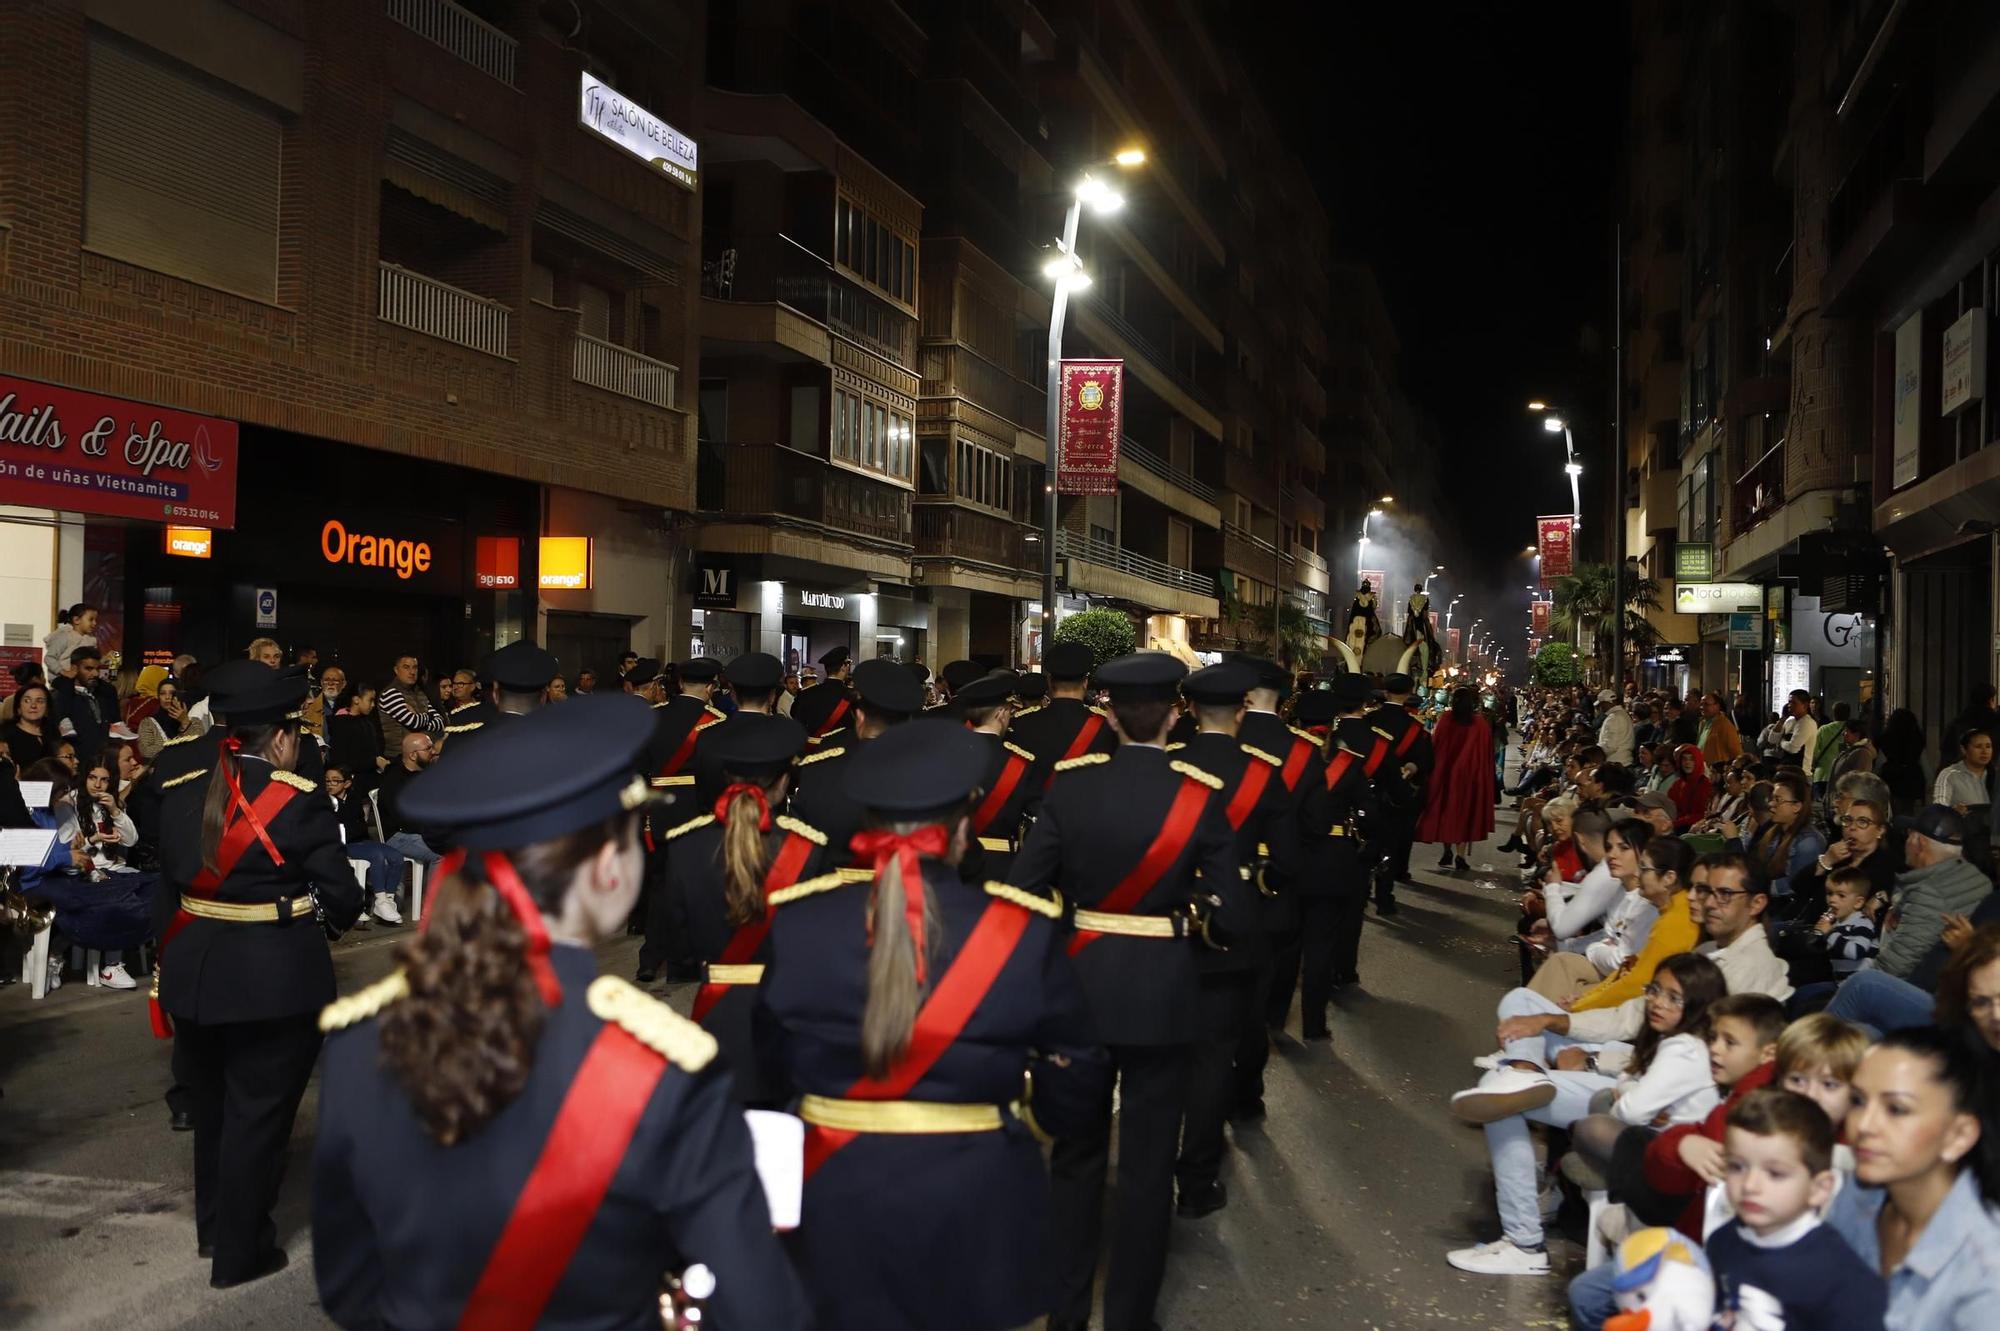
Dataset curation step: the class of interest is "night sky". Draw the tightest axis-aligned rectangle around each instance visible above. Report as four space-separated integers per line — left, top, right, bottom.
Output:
1237 1 1630 650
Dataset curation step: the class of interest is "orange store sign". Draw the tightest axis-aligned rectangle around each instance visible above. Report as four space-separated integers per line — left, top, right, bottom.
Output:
320 518 432 580
539 537 592 589
163 525 212 558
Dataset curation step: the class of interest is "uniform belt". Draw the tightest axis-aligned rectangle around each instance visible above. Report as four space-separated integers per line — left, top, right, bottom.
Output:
178 894 313 923
797 1094 1004 1134
1071 908 1185 938
976 836 1012 853
703 963 765 985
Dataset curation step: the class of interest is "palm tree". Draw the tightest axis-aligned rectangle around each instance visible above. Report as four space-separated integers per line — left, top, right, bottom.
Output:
1549 562 1663 681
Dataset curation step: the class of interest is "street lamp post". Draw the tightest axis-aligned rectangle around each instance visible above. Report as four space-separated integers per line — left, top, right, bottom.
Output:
1356 505 1384 582
1039 151 1145 653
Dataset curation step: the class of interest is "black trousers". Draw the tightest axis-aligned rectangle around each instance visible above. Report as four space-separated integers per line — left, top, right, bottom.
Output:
1374 812 1417 897
1329 854 1371 984
174 1014 322 1281
636 849 681 973
1175 968 1257 1190
1051 1043 1190 1331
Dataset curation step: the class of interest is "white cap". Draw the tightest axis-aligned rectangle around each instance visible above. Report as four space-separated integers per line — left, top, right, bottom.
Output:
1596 688 1617 703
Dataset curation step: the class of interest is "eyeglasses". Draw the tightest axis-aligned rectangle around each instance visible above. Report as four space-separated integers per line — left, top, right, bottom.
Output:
1691 884 1753 902
1839 815 1878 829
1772 795 1802 808
1642 983 1687 1007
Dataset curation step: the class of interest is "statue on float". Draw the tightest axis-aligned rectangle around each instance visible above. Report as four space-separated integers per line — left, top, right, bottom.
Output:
1343 579 1380 658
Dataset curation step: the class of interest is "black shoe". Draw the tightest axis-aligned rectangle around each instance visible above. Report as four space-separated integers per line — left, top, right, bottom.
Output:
634 967 657 984
1454 855 1472 872
1301 1028 1332 1042
1436 848 1454 868
1374 897 1399 917
170 1109 194 1133
1497 835 1524 853
1230 1098 1267 1122
210 1247 288 1290
1176 1180 1227 1218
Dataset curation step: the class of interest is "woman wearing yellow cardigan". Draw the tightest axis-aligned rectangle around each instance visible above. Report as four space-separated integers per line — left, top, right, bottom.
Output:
1566 839 1700 1013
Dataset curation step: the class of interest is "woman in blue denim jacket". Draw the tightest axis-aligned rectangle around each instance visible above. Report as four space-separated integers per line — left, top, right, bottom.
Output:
1729 769 1825 904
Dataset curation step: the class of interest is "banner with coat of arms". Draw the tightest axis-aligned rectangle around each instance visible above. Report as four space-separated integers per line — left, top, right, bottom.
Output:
1537 514 1575 584
1057 359 1123 495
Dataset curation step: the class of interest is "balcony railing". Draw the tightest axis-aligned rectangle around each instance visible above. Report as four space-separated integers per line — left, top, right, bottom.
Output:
1058 531 1216 598
1087 303 1216 412
386 0 517 86
914 503 1026 569
704 234 915 366
378 262 510 358
697 440 910 546
1123 436 1218 503
573 333 678 409
1732 439 1787 535
1222 522 1284 585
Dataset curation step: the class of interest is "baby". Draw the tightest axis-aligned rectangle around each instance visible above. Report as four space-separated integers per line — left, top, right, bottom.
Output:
1814 866 1880 975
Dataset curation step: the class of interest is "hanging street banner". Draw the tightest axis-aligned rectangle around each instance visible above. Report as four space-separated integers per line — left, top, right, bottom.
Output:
1056 359 1123 495
0 375 239 528
1531 600 1550 636
1537 514 1574 584
1447 627 1462 659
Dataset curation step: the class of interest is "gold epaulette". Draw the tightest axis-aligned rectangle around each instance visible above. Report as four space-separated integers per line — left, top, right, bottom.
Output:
1054 752 1110 772
662 813 714 840
796 746 843 767
1011 702 1045 717
448 702 479 715
770 870 856 906
319 969 410 1032
650 774 696 788
775 815 826 845
1371 726 1395 742
444 722 484 735
1288 725 1320 744
1003 740 1035 762
984 881 1062 918
587 976 717 1071
651 699 671 709
1165 742 1186 752
1241 744 1283 767
703 704 727 721
160 728 202 749
1089 705 1110 717
271 770 317 792
1170 760 1223 790
161 767 208 790
836 866 873 883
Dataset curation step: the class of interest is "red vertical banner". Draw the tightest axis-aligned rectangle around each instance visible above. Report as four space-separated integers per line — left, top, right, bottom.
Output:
1531 600 1550 636
1537 515 1574 584
1056 360 1123 495
1447 627 1462 659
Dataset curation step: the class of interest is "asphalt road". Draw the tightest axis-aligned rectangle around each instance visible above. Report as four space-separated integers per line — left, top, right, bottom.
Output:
0 765 1571 1329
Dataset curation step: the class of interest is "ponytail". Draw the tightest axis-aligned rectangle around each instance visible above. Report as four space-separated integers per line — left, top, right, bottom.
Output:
200 722 288 876
857 816 957 1079
379 813 633 1144
717 773 787 926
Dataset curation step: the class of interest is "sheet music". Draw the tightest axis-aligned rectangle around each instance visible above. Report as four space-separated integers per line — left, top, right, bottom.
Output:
0 828 60 867
16 781 53 808
743 1109 804 1231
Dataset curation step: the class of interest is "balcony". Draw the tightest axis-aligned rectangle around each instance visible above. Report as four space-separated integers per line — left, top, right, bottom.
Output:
1731 439 1787 537
378 262 510 358
703 234 915 367
573 333 678 409
1292 543 1330 595
914 503 1026 569
696 441 910 548
385 0 517 86
1123 436 1218 504
1058 530 1218 617
1641 470 1679 534
1222 522 1284 586
1224 451 1282 514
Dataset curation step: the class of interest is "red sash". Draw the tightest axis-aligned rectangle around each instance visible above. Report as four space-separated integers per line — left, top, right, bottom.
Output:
150 779 300 1038
690 831 819 1022
1362 733 1391 777
1280 736 1313 791
658 711 720 780
802 899 1032 1178
1067 776 1211 956
815 696 851 738
1324 748 1359 791
1394 720 1424 757
971 751 1031 835
456 1024 670 1331
1224 759 1273 830
1060 713 1105 764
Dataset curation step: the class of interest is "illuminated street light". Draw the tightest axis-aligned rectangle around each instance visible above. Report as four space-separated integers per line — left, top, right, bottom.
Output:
1543 416 1566 434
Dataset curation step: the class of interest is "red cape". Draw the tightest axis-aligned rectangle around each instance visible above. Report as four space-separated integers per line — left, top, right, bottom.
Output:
1416 711 1495 845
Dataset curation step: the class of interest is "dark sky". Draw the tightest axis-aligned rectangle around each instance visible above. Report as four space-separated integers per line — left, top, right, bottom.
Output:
1235 1 1629 651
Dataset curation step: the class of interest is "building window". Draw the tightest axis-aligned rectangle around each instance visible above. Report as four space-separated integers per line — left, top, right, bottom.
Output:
832 387 913 483
952 438 1012 513
85 34 283 302
835 195 915 307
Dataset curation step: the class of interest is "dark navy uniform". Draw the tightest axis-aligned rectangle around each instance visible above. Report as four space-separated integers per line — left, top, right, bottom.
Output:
1367 684 1435 909
1008 695 1117 777
438 640 559 751
441 699 494 743
1167 663 1304 1211
756 721 1105 1331
957 672 1040 880
788 658 926 861
638 659 726 979
790 678 855 753
1241 700 1328 1051
311 692 808 1329
1007 653 1252 1331
1338 700 1414 976
155 661 363 1288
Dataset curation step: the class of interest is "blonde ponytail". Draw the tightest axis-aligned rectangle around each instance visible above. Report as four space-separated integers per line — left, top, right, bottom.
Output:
720 786 770 925
859 820 944 1079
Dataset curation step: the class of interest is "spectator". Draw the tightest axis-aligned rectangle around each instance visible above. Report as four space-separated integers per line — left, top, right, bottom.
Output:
376 655 444 760
135 677 193 759
50 754 156 989
1665 743 1712 831
292 643 318 674
1932 726 1993 817
245 636 283 669
51 646 119 762
324 761 406 925
301 664 347 739
0 682 56 768
375 731 440 868
114 738 145 795
1782 793 1900 945
1949 684 1999 748
1755 710 1785 763
1828 714 1877 786
50 736 79 775
1698 691 1743 767
1826 911 2000 1038
1812 867 1882 976
1810 702 1850 793
575 667 597 695
1874 806 1991 982
1877 708 1927 815
1731 769 1826 906
1823 1027 2000 1331
327 684 387 792
1662 695 1698 748
1633 791 1677 838
616 650 639 685
1630 702 1658 751
1779 690 1818 767
1733 690 1763 747
42 603 97 675
546 674 569 701
1596 689 1634 765
121 664 170 729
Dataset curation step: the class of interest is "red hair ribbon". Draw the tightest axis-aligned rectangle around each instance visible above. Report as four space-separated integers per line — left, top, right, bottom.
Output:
214 736 281 864
715 782 772 831
849 825 950 986
421 848 563 1007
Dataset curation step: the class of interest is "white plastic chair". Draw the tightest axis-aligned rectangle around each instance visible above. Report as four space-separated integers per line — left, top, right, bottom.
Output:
22 922 52 998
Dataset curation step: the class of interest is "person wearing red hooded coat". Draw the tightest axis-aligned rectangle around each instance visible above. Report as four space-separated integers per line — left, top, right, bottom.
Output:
1417 687 1494 870
1665 742 1713 831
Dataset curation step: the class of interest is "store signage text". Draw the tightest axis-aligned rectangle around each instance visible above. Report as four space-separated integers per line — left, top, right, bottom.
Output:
1892 313 1922 488
0 374 239 527
1674 581 1760 614
539 537 592 589
321 518 432 580
1942 308 1987 416
693 556 735 609
164 525 212 559
800 590 846 610
1673 542 1714 583
579 72 697 190
475 536 520 589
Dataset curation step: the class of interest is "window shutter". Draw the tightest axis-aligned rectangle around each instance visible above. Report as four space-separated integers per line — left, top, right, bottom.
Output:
85 35 282 302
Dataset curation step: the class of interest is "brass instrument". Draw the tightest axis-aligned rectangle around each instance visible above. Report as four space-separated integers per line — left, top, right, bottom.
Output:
659 1263 716 1328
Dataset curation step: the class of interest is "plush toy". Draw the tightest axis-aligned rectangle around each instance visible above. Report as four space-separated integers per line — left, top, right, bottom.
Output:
1604 1227 1716 1331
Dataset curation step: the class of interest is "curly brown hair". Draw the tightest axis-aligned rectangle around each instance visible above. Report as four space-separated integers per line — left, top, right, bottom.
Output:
377 813 636 1145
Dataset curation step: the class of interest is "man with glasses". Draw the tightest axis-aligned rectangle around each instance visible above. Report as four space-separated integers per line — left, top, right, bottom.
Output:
1687 852 1791 999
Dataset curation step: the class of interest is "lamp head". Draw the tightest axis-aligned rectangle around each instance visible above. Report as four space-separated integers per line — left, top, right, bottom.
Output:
1113 147 1147 167
1543 416 1566 433
1075 175 1124 214
1527 400 1548 412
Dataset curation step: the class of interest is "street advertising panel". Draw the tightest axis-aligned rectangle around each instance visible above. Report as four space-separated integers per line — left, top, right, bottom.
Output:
579 72 697 190
1056 359 1122 495
1537 515 1573 583
1770 652 1812 718
0 374 239 528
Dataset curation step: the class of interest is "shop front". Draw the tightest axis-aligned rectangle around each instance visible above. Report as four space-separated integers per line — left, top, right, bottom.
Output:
690 554 934 680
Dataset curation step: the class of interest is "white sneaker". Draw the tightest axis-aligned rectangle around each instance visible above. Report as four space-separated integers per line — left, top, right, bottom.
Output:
1450 1066 1556 1123
1446 1239 1550 1276
98 963 138 990
371 892 404 925
47 957 64 991
1471 1053 1503 1071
